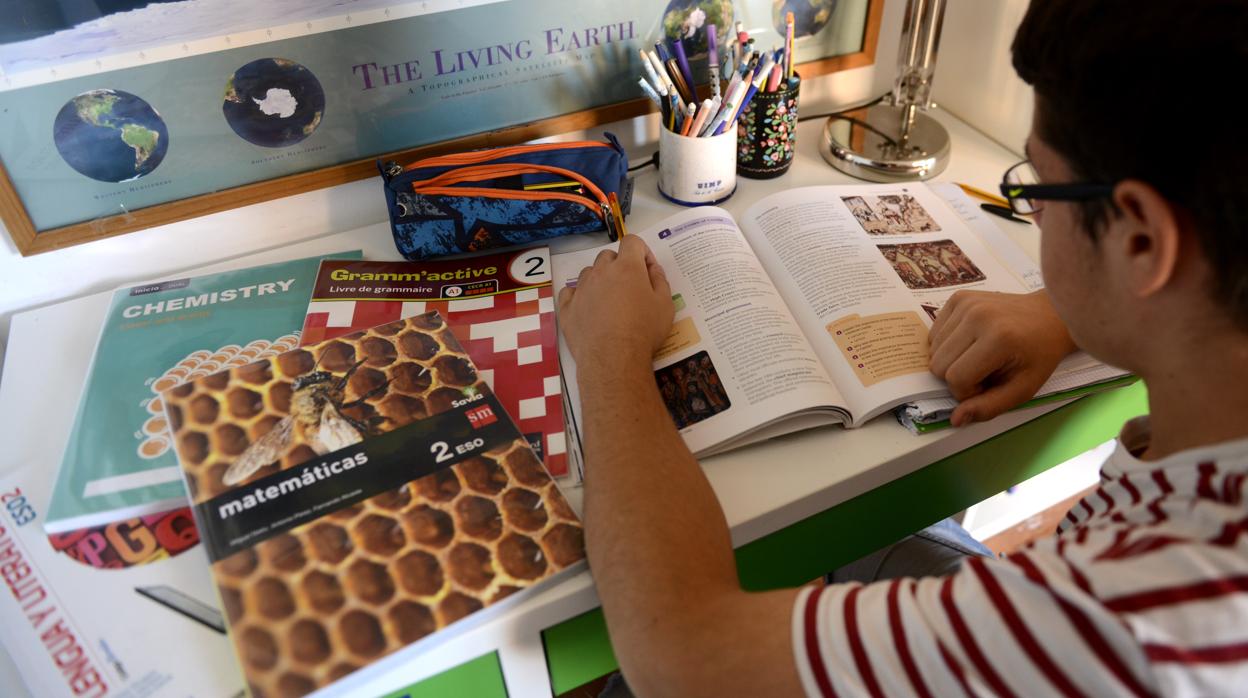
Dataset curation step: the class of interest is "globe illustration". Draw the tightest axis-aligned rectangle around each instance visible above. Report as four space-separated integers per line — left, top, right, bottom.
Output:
773 0 839 38
52 89 169 183
660 0 734 59
223 58 325 148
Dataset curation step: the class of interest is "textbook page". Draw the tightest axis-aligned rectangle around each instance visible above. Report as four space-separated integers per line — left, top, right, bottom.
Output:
740 184 1038 425
554 207 848 458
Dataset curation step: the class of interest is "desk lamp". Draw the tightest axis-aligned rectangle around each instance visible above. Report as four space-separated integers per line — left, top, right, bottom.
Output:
821 0 950 181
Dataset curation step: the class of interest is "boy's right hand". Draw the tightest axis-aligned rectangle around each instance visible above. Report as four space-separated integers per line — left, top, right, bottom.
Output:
928 289 1076 426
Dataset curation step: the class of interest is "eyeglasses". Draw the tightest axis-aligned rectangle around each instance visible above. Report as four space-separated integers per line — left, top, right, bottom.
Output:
999 160 1116 215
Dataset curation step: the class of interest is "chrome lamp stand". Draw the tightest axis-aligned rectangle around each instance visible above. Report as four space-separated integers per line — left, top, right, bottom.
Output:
821 0 950 181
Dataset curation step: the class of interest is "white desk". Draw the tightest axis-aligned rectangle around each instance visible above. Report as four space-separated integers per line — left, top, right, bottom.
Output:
1 109 1071 697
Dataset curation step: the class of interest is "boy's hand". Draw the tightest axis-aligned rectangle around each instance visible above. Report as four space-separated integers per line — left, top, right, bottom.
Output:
929 290 1076 426
557 236 675 380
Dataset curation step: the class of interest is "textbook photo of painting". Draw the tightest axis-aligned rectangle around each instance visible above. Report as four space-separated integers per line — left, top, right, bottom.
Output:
877 240 986 290
655 351 731 429
52 89 169 183
843 193 941 235
661 0 734 58
772 0 839 37
223 57 325 148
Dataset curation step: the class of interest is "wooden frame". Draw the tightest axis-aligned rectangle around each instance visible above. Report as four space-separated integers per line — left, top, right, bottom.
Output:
1 0 882 256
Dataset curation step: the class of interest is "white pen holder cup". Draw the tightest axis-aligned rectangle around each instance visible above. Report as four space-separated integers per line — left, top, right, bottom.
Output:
657 127 737 206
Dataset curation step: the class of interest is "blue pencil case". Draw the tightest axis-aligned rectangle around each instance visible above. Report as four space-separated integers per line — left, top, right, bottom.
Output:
380 133 631 260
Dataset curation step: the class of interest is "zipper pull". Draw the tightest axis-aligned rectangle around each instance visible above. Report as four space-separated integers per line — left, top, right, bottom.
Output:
383 161 403 178
601 201 618 241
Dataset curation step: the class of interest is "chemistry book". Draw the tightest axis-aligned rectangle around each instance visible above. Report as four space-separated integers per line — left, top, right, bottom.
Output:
161 311 585 698
44 251 362 535
555 183 1131 458
299 247 571 480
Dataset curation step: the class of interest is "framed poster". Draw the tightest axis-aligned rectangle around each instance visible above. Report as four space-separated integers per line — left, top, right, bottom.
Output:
0 0 881 255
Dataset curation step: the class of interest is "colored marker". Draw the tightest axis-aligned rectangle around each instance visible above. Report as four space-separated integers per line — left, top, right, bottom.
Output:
655 40 672 64
672 39 696 102
707 24 720 100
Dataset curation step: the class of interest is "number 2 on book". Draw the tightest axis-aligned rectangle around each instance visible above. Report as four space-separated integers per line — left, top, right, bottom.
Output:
431 441 453 463
523 254 545 278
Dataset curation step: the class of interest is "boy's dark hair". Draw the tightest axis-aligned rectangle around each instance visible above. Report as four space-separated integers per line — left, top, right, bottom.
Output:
1012 0 1248 327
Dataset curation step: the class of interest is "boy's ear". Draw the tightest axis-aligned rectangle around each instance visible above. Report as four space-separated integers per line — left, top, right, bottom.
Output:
1110 179 1182 298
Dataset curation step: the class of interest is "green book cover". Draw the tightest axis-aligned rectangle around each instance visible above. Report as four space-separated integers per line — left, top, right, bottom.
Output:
44 251 361 534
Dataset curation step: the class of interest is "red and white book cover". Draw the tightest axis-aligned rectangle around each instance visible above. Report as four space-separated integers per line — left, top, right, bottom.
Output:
300 248 569 479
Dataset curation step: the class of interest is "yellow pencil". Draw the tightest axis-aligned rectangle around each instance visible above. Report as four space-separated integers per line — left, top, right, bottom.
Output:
956 182 1010 208
608 193 627 238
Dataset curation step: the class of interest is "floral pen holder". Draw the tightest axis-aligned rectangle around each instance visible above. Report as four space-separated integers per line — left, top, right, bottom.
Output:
736 75 800 179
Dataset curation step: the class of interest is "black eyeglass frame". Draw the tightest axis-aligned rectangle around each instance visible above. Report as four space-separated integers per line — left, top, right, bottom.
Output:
998 160 1116 215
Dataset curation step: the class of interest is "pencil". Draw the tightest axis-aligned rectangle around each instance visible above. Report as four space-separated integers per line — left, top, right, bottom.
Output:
957 182 1011 208
608 193 627 238
785 12 795 80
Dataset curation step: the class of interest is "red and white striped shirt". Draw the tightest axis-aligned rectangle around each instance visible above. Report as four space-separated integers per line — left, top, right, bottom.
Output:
793 418 1248 697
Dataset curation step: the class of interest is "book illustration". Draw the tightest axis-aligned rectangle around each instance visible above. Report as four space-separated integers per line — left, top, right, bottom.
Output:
136 334 300 460
656 351 732 429
842 193 942 236
876 239 986 290
136 585 226 633
300 251 568 479
163 313 585 695
47 507 200 569
828 312 931 388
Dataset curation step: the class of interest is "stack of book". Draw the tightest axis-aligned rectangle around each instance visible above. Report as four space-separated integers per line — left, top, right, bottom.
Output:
11 247 583 697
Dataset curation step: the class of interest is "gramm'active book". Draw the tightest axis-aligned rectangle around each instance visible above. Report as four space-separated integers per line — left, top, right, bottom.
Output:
45 251 361 534
300 247 570 478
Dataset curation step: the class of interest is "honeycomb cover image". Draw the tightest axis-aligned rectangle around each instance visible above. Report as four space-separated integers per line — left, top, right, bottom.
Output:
161 311 585 697
300 247 570 480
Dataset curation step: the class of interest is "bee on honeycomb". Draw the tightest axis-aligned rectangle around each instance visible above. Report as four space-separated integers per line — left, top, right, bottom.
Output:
164 313 584 697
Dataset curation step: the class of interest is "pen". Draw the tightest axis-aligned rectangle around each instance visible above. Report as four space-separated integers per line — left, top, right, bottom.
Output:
679 102 697 136
697 96 721 136
666 58 694 103
640 50 668 96
766 63 782 92
688 98 713 137
707 24 721 100
609 192 627 238
672 39 696 103
638 77 662 106
957 182 1011 208
725 54 773 130
655 40 672 65
708 79 748 135
980 203 1032 225
785 12 795 80
647 50 679 99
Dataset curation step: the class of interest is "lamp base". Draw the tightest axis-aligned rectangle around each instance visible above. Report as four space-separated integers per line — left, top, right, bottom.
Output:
820 103 951 182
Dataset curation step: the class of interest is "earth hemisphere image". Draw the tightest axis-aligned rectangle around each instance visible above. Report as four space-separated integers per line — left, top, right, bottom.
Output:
52 89 169 183
223 57 325 148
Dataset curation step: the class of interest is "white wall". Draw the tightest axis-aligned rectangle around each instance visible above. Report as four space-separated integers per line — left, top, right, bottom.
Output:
931 0 1033 156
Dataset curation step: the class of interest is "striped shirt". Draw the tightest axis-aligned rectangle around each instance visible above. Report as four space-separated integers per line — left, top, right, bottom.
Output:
792 418 1248 697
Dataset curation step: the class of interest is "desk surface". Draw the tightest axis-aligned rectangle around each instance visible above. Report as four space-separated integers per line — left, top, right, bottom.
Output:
0 108 1145 698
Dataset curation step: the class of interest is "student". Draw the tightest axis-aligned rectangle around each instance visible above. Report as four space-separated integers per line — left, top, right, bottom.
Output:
555 0 1248 695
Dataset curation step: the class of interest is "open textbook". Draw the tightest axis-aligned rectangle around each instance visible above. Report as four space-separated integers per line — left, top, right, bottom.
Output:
555 184 1129 459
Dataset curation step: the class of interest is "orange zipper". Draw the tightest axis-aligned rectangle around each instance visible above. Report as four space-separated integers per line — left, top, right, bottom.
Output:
404 140 611 172
412 163 607 204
